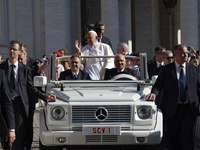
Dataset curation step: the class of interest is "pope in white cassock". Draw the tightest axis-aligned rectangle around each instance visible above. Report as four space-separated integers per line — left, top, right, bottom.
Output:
76 31 114 80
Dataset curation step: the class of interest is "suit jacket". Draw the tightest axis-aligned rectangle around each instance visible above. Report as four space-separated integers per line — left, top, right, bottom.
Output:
152 66 162 76
0 61 47 118
0 69 15 136
26 57 37 69
26 57 39 78
148 61 157 79
25 57 40 104
59 69 91 80
151 62 200 117
101 36 112 49
104 68 137 80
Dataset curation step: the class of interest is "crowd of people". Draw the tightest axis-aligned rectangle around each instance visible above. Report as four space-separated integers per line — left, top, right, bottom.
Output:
0 20 200 150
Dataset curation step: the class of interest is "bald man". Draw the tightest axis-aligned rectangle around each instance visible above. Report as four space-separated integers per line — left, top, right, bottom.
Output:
104 54 137 80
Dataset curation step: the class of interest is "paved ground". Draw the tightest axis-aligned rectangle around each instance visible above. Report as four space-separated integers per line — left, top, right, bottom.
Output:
31 110 40 150
0 110 40 150
1 110 200 150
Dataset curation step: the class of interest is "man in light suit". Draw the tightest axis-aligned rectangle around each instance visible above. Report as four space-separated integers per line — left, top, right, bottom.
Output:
0 69 15 146
146 44 200 150
0 41 56 150
104 54 137 80
59 55 91 80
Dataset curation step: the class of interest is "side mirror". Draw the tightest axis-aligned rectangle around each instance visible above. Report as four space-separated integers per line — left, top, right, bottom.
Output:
34 76 47 87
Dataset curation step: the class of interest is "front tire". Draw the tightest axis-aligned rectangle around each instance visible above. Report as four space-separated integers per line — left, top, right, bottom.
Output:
141 145 159 150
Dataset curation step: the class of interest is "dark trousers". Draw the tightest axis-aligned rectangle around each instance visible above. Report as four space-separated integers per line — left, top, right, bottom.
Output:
158 115 171 150
1 97 27 150
165 104 195 150
24 100 36 150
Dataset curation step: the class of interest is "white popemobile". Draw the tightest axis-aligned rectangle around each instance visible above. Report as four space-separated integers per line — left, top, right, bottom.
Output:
34 54 163 150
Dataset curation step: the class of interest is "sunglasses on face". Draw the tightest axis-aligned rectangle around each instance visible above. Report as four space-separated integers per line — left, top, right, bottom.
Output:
164 56 174 60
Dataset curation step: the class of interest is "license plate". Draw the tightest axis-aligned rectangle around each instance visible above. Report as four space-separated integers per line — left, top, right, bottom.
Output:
82 125 121 135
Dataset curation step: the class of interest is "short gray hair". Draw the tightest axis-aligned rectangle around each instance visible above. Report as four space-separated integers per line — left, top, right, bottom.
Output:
118 42 129 54
162 50 173 58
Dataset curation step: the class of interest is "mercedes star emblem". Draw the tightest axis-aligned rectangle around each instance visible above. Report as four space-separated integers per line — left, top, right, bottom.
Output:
95 107 108 121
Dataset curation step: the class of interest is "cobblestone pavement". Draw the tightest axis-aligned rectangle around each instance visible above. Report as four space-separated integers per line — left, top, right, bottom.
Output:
1 110 200 150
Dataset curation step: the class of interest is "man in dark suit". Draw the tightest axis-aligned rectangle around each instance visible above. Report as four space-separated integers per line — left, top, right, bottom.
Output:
146 44 200 150
19 43 41 150
148 46 166 79
94 21 112 49
104 54 137 80
151 50 174 150
59 55 91 80
153 50 174 76
21 43 39 76
0 69 15 146
0 41 56 150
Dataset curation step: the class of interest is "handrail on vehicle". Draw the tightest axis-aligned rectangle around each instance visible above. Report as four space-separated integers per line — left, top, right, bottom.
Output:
48 53 148 81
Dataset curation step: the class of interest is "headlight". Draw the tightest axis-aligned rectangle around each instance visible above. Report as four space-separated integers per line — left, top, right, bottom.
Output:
52 106 65 120
137 106 151 119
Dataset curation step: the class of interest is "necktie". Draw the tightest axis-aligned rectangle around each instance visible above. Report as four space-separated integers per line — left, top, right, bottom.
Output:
74 74 78 80
10 64 16 100
179 65 186 103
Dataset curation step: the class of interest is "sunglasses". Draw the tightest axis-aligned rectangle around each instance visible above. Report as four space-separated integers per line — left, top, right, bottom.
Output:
164 56 174 60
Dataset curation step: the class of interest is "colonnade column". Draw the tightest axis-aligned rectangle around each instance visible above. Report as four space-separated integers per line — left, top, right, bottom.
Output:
7 0 17 42
101 0 119 54
32 0 41 59
71 0 81 54
44 0 72 55
118 0 132 52
180 0 198 49
134 0 160 60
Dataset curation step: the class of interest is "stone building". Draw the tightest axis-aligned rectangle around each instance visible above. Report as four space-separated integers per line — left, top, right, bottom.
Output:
0 0 199 60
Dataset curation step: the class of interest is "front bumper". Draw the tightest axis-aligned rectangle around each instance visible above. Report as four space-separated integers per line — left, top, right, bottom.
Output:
39 110 163 146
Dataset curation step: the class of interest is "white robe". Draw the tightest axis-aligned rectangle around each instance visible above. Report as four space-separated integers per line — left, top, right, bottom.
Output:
81 42 114 80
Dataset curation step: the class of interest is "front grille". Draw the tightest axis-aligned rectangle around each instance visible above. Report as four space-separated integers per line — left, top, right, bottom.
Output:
86 135 118 143
72 105 131 123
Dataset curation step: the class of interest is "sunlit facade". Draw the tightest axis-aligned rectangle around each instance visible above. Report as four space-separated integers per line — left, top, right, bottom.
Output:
0 0 199 60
